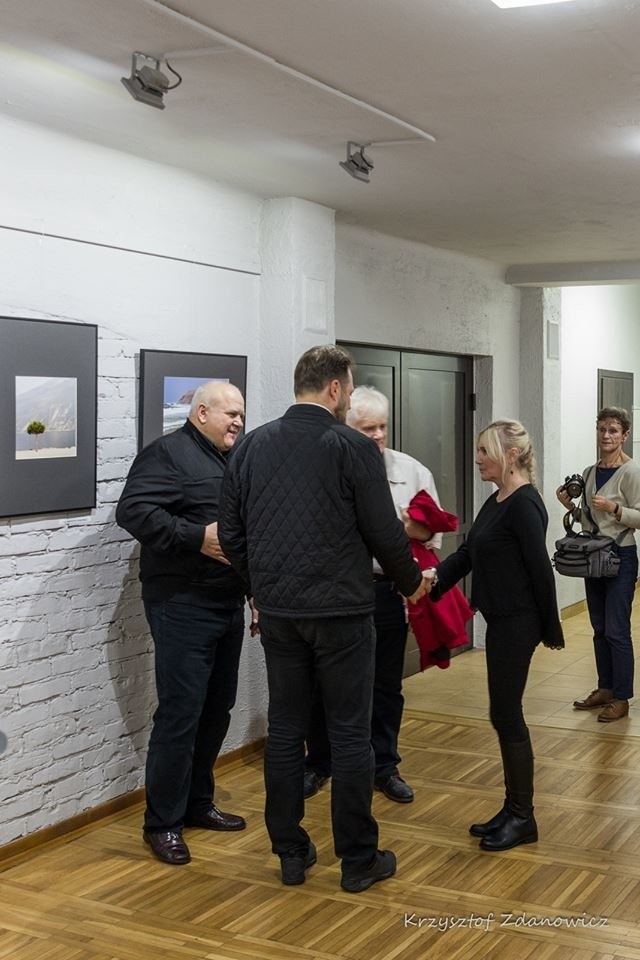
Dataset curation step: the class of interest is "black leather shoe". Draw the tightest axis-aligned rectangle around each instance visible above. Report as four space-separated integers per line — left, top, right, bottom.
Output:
184 805 246 831
144 830 191 865
469 804 509 837
341 849 397 893
280 842 317 885
304 770 329 799
374 775 414 803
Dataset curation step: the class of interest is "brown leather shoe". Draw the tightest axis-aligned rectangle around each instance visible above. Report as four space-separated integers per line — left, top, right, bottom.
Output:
144 830 191 865
184 805 246 831
573 688 613 710
598 699 629 722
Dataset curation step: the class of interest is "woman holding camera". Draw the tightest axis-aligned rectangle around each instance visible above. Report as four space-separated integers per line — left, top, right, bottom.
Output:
557 406 640 722
425 420 563 852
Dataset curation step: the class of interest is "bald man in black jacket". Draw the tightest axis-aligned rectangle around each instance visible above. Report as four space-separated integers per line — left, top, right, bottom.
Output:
117 381 247 867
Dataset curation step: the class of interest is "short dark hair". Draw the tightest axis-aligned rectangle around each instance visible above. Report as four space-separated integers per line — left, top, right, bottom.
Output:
294 344 354 396
597 406 631 433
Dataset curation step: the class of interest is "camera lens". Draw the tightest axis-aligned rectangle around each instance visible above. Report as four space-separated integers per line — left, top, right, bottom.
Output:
563 474 584 499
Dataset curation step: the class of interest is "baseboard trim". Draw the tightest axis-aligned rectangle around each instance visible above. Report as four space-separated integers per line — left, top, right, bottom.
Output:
561 599 587 620
0 737 265 866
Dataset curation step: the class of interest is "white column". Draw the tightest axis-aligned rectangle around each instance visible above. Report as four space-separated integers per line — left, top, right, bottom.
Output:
519 287 566 597
258 198 336 422
519 287 561 501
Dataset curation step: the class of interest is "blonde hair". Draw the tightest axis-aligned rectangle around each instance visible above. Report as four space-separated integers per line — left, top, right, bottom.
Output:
478 419 537 486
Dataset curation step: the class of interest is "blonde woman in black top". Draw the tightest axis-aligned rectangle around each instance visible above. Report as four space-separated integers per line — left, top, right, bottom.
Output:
425 420 564 852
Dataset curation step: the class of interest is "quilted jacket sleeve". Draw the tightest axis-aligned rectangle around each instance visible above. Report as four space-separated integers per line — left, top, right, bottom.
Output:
218 442 251 591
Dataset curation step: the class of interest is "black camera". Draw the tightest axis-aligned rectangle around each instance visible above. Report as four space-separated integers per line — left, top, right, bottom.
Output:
561 473 584 500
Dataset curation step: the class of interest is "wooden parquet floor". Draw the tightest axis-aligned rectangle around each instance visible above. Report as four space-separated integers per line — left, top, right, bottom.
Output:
2 611 640 959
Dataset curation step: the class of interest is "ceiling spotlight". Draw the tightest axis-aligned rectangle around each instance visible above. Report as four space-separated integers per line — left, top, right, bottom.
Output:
121 52 182 110
339 141 374 183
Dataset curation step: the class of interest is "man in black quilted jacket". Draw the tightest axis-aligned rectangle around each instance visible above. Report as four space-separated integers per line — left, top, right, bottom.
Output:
219 345 426 893
116 381 248 867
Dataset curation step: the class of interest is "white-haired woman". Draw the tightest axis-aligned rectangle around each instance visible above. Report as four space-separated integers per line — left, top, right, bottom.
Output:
305 385 441 804
426 420 564 852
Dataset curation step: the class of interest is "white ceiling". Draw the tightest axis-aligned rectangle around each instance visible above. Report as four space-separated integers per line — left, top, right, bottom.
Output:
3 0 640 267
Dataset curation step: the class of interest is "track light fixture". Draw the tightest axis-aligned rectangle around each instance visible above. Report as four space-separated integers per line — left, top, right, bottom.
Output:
121 52 182 110
339 141 374 183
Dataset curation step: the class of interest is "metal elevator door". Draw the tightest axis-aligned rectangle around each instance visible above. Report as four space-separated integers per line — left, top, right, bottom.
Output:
340 342 474 673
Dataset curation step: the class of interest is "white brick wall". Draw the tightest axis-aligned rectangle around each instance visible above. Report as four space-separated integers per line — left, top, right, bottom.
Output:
1 259 268 847
0 332 160 845
0 111 267 844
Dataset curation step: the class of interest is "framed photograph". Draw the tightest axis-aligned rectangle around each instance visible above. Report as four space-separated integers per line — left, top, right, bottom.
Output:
1 317 97 518
139 349 248 450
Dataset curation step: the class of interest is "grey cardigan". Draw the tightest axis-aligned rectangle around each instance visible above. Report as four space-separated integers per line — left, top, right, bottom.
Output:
575 460 640 546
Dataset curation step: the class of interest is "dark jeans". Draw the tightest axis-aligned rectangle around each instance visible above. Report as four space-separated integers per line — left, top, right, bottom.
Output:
306 580 409 779
143 599 244 832
485 611 540 743
584 544 638 700
260 612 378 870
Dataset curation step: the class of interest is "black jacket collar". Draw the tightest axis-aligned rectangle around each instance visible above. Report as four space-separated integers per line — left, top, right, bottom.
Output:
282 403 337 425
182 418 229 463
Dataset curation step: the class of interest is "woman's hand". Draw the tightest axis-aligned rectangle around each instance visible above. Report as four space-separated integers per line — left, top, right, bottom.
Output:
555 484 575 511
422 568 438 593
592 494 616 515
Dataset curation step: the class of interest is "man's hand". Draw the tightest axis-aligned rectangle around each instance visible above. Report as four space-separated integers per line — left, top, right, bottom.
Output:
401 508 432 542
249 597 260 636
200 522 230 563
407 577 428 604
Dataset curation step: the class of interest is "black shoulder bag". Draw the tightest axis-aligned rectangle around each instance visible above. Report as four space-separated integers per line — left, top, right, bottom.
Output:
553 467 629 579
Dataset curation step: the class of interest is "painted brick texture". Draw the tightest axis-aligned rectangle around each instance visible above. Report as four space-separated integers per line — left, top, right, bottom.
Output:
0 334 155 845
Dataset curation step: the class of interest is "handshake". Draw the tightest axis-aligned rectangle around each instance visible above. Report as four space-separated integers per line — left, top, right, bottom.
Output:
407 567 438 604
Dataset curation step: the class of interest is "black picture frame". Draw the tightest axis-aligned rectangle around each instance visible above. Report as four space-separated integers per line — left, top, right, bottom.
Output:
1 316 97 518
139 349 248 450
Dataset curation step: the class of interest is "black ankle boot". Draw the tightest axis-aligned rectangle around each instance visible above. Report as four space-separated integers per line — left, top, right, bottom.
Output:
469 804 509 837
479 738 538 852
479 811 538 850
470 739 512 837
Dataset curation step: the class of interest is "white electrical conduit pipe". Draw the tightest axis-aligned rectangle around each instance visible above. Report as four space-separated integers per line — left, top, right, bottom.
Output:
135 0 437 143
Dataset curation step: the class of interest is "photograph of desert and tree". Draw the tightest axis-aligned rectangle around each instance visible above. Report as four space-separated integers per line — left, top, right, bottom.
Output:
15 376 77 460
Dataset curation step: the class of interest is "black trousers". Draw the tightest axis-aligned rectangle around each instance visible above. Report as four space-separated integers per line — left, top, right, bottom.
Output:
306 580 409 779
485 611 540 743
585 544 638 700
143 599 244 832
260 612 379 869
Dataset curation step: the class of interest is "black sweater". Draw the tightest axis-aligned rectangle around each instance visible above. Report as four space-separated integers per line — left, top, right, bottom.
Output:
433 484 564 649
116 420 246 605
218 404 422 618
